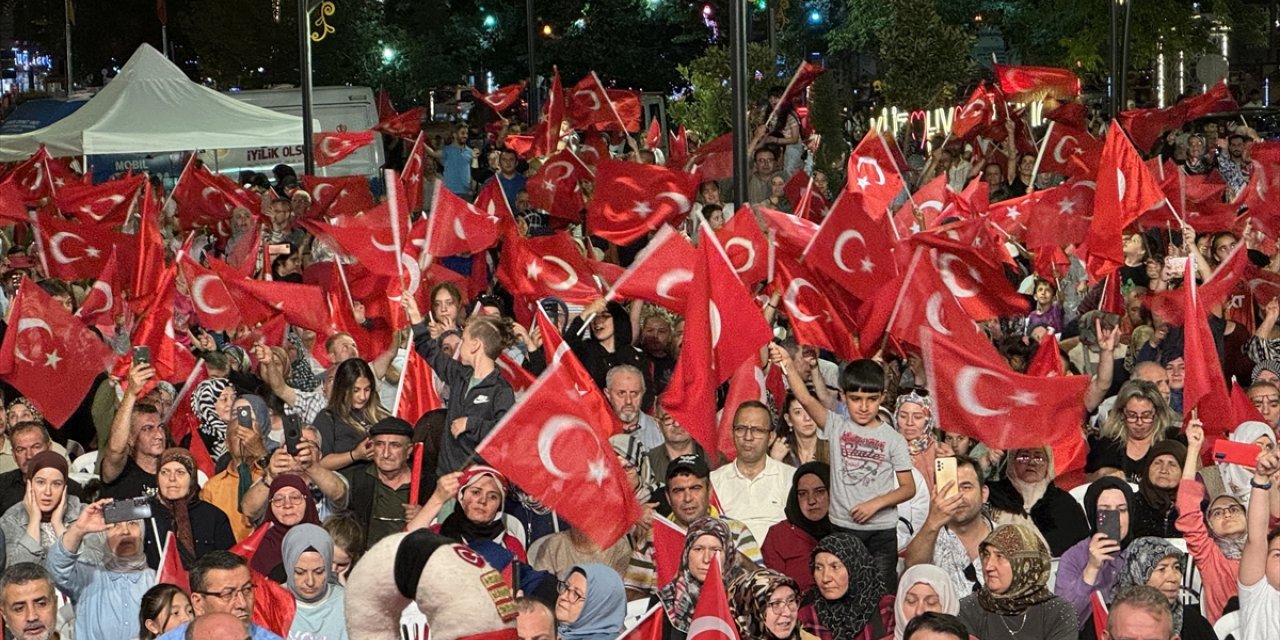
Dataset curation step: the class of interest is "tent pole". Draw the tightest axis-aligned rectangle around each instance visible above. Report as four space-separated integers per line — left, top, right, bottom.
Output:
298 0 316 175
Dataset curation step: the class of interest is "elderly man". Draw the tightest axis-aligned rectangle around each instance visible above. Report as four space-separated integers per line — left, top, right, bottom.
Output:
606 365 663 450
1103 585 1180 640
0 562 61 640
156 551 283 639
47 498 154 640
189 612 252 640
341 417 423 546
101 363 165 499
516 598 557 640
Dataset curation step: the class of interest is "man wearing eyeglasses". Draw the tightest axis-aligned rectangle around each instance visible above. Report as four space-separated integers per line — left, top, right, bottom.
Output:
709 401 795 544
155 551 283 640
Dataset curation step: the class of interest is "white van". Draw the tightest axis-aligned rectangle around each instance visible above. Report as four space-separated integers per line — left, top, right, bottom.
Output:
198 86 386 178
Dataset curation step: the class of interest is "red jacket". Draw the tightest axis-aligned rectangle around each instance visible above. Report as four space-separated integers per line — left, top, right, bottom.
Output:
762 521 819 593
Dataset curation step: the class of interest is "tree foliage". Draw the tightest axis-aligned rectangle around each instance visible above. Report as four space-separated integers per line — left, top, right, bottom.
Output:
876 0 973 109
668 43 782 141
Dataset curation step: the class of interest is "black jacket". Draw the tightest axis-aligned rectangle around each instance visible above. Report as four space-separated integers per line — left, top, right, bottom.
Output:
413 324 515 476
987 479 1091 557
142 498 237 570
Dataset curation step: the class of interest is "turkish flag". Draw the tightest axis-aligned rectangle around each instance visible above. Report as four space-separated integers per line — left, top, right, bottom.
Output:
588 158 698 245
777 61 824 107
619 605 666 640
373 106 425 140
210 260 329 332
773 256 860 360
717 358 769 462
645 117 663 150
785 170 829 223
0 280 113 428
1098 272 1126 315
156 532 190 590
399 133 429 214
1026 334 1066 377
992 63 1082 101
496 231 602 305
1182 257 1231 434
0 183 28 226
669 126 690 169
952 81 1003 141
803 191 897 300
858 247 993 356
35 216 122 281
172 158 256 234
893 174 950 239
1023 179 1095 249
1083 123 1168 279
526 148 588 222
686 133 734 180
376 89 396 121
1091 592 1109 640
76 249 121 331
905 236 1027 321
165 365 216 477
123 266 196 384
1231 383 1268 426
1046 101 1088 129
477 355 641 548
303 205 409 277
0 146 57 205
688 555 741 640
703 231 774 378
845 129 906 217
497 354 538 394
921 327 1091 476
301 175 375 220
759 207 819 261
474 179 516 231
1038 123 1103 178
394 345 443 424
567 72 620 132
179 255 242 331
472 81 526 114
605 90 643 133
606 224 698 313
313 131 375 168
1118 82 1238 155
55 173 145 223
716 208 770 287
1145 238 1252 324
425 182 502 257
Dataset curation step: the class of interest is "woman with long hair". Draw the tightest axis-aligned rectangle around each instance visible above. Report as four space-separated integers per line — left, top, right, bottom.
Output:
1087 380 1178 483
136 584 194 640
315 358 390 471
771 395 828 467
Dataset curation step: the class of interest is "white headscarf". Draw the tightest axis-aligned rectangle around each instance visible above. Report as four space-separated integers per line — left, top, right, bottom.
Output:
1220 421 1275 506
893 564 960 640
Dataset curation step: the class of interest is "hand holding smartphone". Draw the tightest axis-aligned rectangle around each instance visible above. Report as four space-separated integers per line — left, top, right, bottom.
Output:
935 456 958 499
1213 440 1262 467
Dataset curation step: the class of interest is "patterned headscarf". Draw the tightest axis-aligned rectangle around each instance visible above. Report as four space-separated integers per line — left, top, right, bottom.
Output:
1204 494 1247 560
1115 537 1185 633
729 569 802 640
285 329 320 392
808 533 884 637
191 377 231 459
893 390 937 456
975 524 1055 616
8 397 44 424
657 517 745 632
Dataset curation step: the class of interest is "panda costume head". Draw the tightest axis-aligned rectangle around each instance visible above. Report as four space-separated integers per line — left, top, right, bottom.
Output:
345 529 518 640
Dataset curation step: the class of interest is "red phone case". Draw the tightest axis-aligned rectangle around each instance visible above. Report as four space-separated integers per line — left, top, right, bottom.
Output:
1213 440 1262 467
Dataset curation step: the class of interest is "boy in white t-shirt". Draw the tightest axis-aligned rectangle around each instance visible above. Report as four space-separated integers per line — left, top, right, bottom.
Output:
769 344 916 592
1240 449 1280 637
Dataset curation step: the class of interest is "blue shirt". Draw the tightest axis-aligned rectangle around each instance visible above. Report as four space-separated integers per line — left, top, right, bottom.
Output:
47 537 155 640
159 621 284 640
495 173 526 209
441 145 473 196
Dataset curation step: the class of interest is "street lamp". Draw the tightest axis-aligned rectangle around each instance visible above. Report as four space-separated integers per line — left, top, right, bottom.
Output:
382 47 396 64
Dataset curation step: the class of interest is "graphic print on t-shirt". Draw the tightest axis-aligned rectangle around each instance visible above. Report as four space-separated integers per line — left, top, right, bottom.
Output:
839 430 887 487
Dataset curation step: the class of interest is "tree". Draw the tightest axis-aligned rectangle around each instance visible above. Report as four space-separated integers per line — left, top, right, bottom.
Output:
876 0 973 109
668 43 781 141
808 70 849 184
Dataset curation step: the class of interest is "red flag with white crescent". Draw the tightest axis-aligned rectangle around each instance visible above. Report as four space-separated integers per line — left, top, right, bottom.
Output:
803 191 898 300
605 224 698 313
313 130 375 168
55 173 145 223
587 158 698 245
472 81 526 114
687 555 740 640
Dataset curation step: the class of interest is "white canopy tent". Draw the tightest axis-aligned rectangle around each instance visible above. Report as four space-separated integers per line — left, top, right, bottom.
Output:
0 44 312 161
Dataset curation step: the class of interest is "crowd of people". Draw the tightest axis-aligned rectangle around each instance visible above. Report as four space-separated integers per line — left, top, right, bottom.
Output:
0 71 1272 640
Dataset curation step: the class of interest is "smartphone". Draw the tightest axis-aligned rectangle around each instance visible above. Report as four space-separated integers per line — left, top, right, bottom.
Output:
935 456 958 499
132 345 151 365
283 414 303 456
1214 439 1263 467
235 405 253 428
1098 508 1122 543
267 243 292 256
1163 256 1187 278
103 496 153 524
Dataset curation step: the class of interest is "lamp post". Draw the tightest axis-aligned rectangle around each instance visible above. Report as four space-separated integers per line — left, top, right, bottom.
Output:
730 0 749 206
527 0 539 127
297 0 319 174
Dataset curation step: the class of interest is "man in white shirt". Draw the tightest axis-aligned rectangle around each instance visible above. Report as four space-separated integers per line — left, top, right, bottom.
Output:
709 401 795 544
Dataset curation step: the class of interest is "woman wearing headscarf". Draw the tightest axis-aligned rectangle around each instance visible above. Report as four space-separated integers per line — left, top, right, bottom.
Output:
430 465 527 561
283 523 347 640
143 448 235 570
1095 537 1216 640
656 517 753 640
797 533 896 640
957 524 1075 640
48 497 155 640
1 450 84 564
250 474 322 582
1208 420 1275 506
893 565 959 640
6 397 43 426
555 563 626 640
1054 477 1136 627
1178 421 1243 622
190 377 236 460
729 568 812 640
763 463 831 593
893 390 940 487
985 446 1090 556
1131 440 1186 538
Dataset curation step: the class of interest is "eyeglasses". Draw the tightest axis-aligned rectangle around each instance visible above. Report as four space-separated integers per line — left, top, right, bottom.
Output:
557 581 585 604
766 595 800 613
196 584 253 602
270 494 305 507
1014 453 1047 465
1124 411 1156 424
732 425 771 439
1208 504 1245 519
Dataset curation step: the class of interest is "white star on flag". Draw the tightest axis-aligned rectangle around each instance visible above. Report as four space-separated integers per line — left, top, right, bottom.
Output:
526 262 543 280
586 458 610 486
1058 198 1076 215
1005 206 1022 220
856 175 870 190
86 247 101 259
44 351 61 369
860 257 875 273
632 201 653 217
1011 390 1038 406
